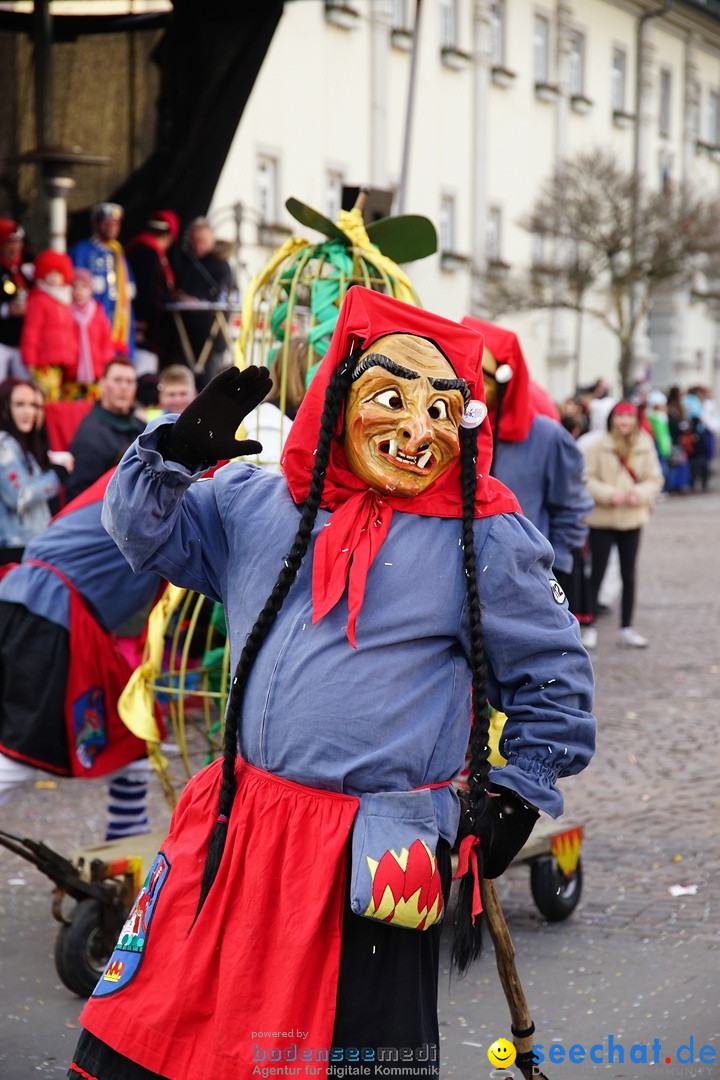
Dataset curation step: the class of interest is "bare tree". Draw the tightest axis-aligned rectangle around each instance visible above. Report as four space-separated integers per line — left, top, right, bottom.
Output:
479 149 720 393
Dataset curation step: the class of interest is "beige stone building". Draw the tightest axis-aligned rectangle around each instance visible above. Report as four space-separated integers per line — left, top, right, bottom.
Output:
211 0 720 401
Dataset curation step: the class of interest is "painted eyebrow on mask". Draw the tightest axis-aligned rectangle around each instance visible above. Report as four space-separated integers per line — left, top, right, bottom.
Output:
351 352 470 403
351 353 419 383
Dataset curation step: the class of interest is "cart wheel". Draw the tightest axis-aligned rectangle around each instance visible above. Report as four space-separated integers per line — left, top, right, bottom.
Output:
530 855 583 921
54 899 121 998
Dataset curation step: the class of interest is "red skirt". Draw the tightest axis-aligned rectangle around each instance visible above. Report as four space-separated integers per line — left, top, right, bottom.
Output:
78 757 359 1080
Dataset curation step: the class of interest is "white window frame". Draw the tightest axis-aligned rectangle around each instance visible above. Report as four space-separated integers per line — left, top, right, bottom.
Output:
710 89 720 147
533 13 550 86
568 29 585 98
439 193 456 255
391 0 409 30
612 46 627 114
491 0 506 68
487 206 502 263
439 0 458 51
256 154 279 225
325 170 344 225
659 66 672 138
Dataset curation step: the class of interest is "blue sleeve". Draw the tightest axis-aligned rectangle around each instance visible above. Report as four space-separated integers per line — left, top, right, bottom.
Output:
468 512 596 817
101 417 229 601
544 422 594 573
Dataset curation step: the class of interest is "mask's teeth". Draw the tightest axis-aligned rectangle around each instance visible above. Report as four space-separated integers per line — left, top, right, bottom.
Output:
388 438 398 458
417 451 432 469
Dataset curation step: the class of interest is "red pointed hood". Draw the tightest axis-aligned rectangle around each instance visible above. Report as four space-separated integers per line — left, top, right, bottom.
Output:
283 287 519 519
461 315 535 442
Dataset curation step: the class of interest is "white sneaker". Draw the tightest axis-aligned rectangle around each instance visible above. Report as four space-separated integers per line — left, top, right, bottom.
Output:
580 626 597 650
618 627 648 648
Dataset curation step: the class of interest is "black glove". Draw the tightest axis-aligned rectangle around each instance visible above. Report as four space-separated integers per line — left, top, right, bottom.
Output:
475 783 540 879
160 366 272 469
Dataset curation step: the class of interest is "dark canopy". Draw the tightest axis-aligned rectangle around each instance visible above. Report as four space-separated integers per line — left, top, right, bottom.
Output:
0 0 285 243
103 0 285 240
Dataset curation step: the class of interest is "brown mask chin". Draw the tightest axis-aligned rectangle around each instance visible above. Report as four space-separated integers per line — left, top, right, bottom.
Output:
343 333 464 498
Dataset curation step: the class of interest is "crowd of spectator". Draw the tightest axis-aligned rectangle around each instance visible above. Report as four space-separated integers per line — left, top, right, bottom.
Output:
1 204 235 406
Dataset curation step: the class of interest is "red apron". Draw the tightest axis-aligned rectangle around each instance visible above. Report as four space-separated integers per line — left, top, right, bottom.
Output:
79 757 359 1080
26 559 151 778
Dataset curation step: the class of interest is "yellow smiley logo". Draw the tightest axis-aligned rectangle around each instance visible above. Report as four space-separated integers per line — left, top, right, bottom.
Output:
487 1037 517 1069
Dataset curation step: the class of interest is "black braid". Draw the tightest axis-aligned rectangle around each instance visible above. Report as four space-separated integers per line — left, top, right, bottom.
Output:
451 425 493 975
190 354 358 925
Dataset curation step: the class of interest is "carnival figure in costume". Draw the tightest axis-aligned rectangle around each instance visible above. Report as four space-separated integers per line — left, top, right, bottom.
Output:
68 288 595 1080
462 316 593 616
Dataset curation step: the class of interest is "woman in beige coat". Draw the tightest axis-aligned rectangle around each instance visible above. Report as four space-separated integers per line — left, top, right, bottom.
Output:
582 401 663 647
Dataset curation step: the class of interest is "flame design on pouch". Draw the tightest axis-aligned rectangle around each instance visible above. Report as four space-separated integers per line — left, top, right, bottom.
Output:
364 839 444 929
551 826 583 876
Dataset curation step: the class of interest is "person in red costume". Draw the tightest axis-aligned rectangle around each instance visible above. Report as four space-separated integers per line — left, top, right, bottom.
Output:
462 316 594 625
67 288 595 1080
20 250 77 400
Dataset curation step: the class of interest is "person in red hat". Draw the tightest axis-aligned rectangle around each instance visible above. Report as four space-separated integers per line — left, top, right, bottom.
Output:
462 316 594 637
19 250 77 401
67 288 595 1080
0 219 33 380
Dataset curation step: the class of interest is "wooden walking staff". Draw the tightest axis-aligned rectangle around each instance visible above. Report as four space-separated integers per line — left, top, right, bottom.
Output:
483 879 551 1080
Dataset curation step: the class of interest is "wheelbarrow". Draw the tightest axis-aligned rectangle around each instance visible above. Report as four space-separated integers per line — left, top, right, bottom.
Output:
0 826 166 998
513 816 584 922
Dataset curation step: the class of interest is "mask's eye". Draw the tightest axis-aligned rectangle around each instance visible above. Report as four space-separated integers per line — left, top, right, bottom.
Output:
371 388 404 410
428 399 449 420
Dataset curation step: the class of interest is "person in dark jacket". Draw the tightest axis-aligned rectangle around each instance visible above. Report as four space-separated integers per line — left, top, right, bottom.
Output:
0 219 32 380
65 358 144 500
126 211 179 370
172 217 234 378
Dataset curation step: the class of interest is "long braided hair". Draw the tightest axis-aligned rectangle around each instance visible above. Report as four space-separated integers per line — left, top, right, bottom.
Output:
451 423 494 973
193 351 494 981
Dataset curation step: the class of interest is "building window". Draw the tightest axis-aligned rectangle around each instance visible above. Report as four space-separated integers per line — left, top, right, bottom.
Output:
487 206 502 263
612 46 627 113
533 13 550 86
531 231 545 268
491 0 506 68
439 0 458 50
439 194 456 255
568 30 585 98
709 90 720 147
256 155 279 225
659 67 672 138
324 1 361 30
325 171 344 224
391 0 409 28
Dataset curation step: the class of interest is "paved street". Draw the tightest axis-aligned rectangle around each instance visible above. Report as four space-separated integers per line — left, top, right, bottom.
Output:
1 489 719 1079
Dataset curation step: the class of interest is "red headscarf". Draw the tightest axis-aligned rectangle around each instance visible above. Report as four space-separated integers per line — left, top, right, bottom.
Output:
461 316 535 443
282 288 520 645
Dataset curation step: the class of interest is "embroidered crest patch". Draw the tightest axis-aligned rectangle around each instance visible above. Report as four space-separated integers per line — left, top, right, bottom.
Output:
72 686 108 769
549 578 566 605
92 851 170 997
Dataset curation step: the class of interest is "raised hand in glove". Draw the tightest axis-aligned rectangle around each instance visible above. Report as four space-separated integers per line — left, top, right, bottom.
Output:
160 365 272 469
473 782 539 879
